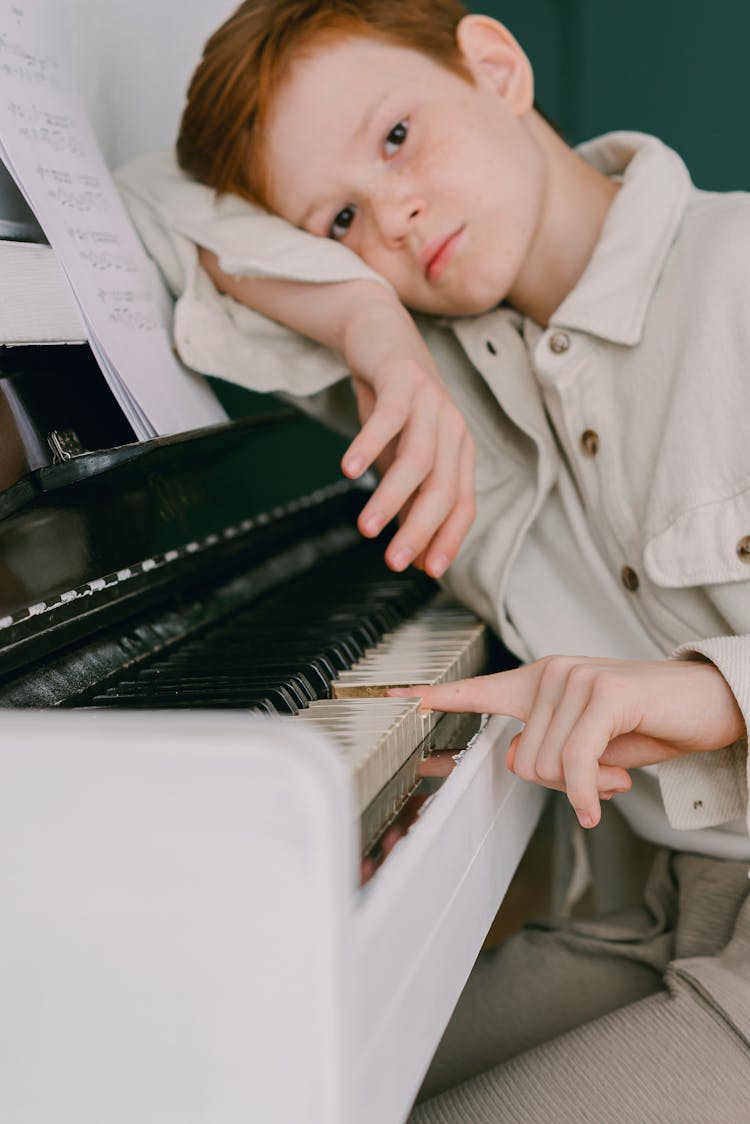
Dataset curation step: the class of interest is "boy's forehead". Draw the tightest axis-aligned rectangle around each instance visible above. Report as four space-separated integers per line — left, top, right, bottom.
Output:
264 37 460 217
271 35 442 118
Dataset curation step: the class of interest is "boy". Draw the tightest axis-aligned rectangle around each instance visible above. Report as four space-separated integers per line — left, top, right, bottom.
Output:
116 1 750 1118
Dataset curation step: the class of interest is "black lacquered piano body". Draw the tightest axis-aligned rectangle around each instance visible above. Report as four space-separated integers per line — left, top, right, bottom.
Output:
0 348 545 1124
0 343 384 697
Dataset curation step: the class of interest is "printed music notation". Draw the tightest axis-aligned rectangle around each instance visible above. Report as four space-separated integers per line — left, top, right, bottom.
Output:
0 11 58 86
0 0 225 438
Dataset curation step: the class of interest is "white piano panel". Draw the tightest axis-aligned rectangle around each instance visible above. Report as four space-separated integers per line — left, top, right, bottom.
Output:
353 716 545 1124
0 712 357 1124
0 709 542 1124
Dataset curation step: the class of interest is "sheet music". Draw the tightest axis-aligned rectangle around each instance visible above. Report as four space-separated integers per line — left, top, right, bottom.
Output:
0 0 227 439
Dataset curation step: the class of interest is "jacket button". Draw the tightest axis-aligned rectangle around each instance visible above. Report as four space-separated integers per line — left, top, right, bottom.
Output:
738 536 750 562
549 331 571 354
580 429 599 456
621 565 639 592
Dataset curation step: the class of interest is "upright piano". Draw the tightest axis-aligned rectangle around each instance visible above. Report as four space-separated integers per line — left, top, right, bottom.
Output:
0 342 545 1124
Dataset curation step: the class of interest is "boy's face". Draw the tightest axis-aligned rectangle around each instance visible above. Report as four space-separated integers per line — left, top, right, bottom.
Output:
263 27 548 316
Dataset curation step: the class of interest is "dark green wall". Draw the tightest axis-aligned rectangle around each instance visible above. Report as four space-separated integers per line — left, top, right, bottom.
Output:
477 1 750 191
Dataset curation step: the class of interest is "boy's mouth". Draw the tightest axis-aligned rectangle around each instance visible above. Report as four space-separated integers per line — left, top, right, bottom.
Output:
422 226 465 283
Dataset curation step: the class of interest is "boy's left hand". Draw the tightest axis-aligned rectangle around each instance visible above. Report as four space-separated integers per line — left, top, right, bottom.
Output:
339 292 476 580
390 657 746 829
347 368 475 577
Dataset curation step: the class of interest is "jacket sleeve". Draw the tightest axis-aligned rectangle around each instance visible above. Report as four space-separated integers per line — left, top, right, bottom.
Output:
640 376 750 836
115 149 392 400
658 625 750 833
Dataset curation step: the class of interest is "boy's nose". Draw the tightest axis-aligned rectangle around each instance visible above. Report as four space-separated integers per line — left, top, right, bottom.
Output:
372 193 424 245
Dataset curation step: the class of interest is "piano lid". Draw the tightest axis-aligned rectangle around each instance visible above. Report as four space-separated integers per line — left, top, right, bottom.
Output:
0 400 364 680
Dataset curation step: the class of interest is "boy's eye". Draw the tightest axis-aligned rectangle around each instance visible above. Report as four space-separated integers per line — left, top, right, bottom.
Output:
329 205 356 240
384 119 408 157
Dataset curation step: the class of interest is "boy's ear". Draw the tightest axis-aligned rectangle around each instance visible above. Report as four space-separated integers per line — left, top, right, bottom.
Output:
455 15 534 116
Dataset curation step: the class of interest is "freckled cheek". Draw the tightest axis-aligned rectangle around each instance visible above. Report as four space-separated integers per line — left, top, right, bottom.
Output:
412 137 450 178
429 150 504 218
411 134 484 206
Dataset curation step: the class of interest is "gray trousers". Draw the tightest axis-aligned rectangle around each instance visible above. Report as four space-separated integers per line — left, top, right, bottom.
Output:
409 851 750 1123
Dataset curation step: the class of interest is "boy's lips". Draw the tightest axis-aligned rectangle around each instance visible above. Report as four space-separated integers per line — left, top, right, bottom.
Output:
422 226 465 282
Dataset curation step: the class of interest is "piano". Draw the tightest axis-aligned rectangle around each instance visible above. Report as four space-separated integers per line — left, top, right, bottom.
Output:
0 346 546 1124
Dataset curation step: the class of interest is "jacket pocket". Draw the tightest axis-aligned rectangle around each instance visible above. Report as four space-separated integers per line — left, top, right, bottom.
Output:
643 484 750 588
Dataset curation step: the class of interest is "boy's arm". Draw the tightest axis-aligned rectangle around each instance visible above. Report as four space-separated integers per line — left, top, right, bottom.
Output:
199 248 476 579
391 655 746 829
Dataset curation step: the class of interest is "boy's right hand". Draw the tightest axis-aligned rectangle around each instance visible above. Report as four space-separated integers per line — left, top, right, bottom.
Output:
197 254 475 578
340 291 476 580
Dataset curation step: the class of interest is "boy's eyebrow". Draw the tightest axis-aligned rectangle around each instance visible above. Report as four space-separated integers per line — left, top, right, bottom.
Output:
298 91 394 228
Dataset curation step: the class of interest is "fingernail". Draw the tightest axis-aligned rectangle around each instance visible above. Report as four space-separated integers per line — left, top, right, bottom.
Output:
344 455 364 477
391 547 414 571
577 811 595 829
362 510 385 535
429 553 450 578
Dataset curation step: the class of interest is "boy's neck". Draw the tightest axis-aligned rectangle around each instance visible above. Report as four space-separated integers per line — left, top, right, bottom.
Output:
508 114 620 327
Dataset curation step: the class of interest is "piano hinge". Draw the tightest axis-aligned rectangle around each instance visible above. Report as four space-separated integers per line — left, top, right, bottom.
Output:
47 429 87 462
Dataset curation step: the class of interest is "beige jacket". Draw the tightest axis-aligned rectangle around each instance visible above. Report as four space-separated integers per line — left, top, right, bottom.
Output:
116 132 750 837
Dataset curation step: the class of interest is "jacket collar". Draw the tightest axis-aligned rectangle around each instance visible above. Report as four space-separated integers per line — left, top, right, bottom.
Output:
548 132 692 346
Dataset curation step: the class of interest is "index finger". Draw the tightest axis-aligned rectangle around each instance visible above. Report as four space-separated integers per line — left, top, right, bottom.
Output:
342 388 416 479
388 667 535 719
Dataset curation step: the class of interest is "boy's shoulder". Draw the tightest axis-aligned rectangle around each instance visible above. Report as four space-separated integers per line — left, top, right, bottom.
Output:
678 186 750 265
660 184 750 310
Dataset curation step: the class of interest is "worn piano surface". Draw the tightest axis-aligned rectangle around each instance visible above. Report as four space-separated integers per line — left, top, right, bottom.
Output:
0 347 545 1124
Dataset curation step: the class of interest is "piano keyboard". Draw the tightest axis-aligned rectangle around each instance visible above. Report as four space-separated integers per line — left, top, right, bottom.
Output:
73 544 489 850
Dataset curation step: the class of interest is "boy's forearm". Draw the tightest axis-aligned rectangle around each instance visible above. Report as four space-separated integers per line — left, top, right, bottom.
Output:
198 246 402 361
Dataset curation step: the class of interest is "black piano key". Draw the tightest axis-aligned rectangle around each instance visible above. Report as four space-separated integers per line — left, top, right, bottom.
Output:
139 661 329 698
169 633 349 662
174 652 352 677
92 685 300 714
125 672 316 708
86 696 281 714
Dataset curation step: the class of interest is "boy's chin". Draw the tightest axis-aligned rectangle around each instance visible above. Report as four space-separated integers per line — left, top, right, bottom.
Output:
405 293 505 319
